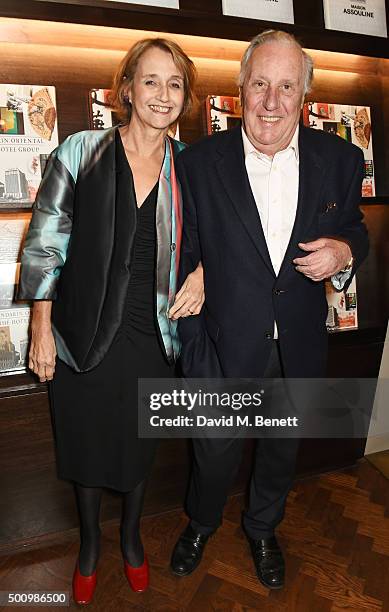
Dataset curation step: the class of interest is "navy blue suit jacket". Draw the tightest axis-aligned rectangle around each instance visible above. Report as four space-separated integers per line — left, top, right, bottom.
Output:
177 124 368 378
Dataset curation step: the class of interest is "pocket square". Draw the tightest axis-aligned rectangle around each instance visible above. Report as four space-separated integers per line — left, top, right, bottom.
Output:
325 202 337 212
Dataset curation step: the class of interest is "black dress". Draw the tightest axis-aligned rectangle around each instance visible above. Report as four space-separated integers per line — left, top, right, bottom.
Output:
49 134 175 492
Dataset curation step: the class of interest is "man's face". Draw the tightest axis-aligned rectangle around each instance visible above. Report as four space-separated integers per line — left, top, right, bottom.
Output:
241 42 305 156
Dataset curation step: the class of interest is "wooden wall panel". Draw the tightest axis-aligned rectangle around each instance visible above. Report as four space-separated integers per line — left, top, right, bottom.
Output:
1 0 388 58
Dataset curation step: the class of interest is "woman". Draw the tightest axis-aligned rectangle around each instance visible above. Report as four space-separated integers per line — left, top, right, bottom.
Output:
18 38 203 604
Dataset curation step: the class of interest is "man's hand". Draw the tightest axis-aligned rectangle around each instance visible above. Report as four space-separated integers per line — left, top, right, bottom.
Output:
293 238 352 281
169 262 204 320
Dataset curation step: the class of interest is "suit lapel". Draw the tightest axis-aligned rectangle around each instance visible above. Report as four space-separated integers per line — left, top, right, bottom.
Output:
278 125 326 278
215 126 275 275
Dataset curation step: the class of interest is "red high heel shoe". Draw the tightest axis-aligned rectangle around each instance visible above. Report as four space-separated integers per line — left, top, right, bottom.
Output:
72 563 97 605
124 555 149 592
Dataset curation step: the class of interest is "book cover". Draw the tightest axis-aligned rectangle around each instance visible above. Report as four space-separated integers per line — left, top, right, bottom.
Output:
205 95 242 135
0 214 31 374
303 102 375 197
0 84 58 209
222 0 294 23
89 88 117 130
0 261 30 374
325 276 358 332
323 0 387 38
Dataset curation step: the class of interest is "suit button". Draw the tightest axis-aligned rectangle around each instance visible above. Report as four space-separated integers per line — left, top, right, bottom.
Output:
170 243 176 252
265 332 273 340
274 289 286 295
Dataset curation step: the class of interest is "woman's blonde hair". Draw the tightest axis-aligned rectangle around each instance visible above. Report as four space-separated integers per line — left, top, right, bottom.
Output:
110 38 197 122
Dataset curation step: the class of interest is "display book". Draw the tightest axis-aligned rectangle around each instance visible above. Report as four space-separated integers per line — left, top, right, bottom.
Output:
0 83 59 374
204 95 360 332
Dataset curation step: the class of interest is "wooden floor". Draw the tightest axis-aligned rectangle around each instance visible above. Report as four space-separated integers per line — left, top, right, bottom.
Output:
1 459 389 611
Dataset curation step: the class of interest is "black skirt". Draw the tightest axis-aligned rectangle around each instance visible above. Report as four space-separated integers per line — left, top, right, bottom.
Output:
49 135 175 492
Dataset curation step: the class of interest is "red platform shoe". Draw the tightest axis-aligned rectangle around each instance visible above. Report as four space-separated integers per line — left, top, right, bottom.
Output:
124 555 149 592
72 563 97 605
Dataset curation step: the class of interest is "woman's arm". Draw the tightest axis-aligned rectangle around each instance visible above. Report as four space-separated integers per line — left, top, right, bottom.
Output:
18 136 78 379
18 139 76 301
169 261 204 320
29 301 57 382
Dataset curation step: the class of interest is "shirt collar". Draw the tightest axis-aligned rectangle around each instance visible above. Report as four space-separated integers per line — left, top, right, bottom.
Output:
241 123 300 162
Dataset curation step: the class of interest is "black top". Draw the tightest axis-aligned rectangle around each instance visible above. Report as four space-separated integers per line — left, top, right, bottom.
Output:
120 181 159 335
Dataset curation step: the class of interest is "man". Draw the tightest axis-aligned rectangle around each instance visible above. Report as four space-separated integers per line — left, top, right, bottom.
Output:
170 30 368 589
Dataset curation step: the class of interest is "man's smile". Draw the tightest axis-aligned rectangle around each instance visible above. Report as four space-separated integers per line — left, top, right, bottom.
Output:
257 115 283 123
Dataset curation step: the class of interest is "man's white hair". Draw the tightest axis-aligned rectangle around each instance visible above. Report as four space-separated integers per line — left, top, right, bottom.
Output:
238 30 314 96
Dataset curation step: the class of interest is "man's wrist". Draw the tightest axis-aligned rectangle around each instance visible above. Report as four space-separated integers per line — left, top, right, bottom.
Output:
339 254 354 274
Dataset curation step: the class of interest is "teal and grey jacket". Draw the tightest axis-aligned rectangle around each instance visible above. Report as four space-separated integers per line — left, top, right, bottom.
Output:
18 126 186 372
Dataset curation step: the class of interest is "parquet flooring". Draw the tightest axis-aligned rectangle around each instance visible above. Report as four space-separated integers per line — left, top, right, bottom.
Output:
1 458 389 611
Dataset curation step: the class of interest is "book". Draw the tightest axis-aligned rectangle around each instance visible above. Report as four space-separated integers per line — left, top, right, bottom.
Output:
303 102 375 197
205 95 241 135
221 0 294 23
0 214 31 374
88 88 118 130
323 0 387 38
325 276 358 332
0 84 58 209
0 260 30 374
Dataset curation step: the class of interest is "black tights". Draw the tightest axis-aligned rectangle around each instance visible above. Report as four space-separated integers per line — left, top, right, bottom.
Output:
74 479 147 576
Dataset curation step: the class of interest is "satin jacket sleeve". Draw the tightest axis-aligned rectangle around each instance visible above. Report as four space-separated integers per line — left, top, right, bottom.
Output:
17 137 79 300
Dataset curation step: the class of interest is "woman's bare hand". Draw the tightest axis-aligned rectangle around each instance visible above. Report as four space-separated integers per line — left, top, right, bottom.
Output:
169 262 204 320
29 301 56 382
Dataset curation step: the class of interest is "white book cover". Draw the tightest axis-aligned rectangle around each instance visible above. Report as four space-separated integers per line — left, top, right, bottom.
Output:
0 84 58 209
0 217 30 264
34 0 179 6
222 0 294 23
323 0 387 38
0 306 30 374
0 261 31 374
0 215 32 373
97 0 178 6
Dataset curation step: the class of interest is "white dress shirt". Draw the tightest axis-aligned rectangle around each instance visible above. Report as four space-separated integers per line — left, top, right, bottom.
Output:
242 124 300 277
241 125 350 338
242 125 300 338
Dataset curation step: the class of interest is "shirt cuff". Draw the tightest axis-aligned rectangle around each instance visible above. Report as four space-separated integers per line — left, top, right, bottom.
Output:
331 268 352 291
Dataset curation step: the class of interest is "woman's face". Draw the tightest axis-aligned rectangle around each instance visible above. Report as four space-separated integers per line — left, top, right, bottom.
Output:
128 47 185 131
